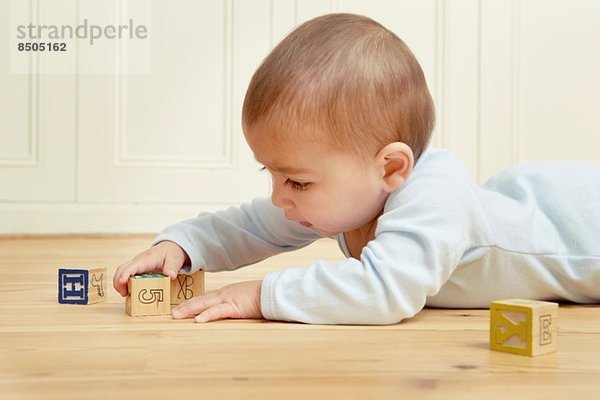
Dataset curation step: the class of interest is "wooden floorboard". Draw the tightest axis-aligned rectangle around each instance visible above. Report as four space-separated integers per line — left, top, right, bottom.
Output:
1 235 599 399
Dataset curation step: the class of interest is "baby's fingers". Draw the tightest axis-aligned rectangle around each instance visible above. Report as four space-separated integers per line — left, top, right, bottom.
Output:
113 260 158 296
194 303 235 323
171 292 221 320
113 262 132 296
162 252 182 280
172 281 262 322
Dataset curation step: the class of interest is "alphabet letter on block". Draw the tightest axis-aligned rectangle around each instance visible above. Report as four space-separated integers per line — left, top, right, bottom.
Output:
490 299 558 356
126 274 171 316
170 270 205 305
58 267 107 304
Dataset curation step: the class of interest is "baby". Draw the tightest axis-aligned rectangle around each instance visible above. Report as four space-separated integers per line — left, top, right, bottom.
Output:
113 13 600 325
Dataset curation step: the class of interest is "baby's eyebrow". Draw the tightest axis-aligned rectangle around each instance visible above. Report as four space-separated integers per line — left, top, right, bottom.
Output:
265 164 313 175
253 156 312 175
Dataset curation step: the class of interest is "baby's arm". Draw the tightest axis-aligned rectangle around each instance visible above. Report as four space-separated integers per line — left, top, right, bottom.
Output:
153 196 323 274
113 240 189 296
114 196 322 300
261 231 457 325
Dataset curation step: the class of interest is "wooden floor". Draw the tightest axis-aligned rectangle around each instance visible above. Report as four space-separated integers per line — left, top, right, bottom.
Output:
1 235 600 399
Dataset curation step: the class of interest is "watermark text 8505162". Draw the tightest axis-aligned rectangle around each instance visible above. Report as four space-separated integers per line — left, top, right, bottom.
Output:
17 42 67 52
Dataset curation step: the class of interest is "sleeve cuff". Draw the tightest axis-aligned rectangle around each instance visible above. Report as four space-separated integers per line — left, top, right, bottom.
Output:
260 271 282 321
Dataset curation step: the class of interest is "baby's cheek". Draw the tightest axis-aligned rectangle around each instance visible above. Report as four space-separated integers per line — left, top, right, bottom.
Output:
313 208 356 233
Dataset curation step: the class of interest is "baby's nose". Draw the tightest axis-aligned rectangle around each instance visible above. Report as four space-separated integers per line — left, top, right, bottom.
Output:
271 187 292 210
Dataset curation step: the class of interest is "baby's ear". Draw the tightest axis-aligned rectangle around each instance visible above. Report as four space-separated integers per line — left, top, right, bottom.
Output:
376 142 414 192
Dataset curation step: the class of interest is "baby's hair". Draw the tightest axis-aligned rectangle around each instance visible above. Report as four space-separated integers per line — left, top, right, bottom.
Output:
242 13 435 163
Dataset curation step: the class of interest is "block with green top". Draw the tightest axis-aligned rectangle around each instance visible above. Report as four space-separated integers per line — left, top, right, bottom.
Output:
126 273 171 316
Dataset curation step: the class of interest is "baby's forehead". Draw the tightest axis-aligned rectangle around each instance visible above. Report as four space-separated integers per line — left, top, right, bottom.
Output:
246 123 325 151
250 139 321 168
248 134 354 172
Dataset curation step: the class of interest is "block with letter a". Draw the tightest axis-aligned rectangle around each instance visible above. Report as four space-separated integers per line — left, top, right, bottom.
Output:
490 299 558 356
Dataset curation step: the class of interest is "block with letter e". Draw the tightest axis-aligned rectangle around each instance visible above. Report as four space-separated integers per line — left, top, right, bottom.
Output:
126 273 171 316
490 299 558 356
58 267 107 304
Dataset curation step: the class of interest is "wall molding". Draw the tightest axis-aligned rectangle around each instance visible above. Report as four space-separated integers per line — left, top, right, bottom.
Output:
0 73 40 166
0 202 234 234
432 0 446 149
510 0 521 165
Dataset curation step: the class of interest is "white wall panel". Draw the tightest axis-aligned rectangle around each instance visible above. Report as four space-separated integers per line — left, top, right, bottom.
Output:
77 0 270 204
479 0 518 179
0 0 76 202
0 63 37 165
115 1 230 168
479 0 600 181
517 0 600 162
433 0 480 177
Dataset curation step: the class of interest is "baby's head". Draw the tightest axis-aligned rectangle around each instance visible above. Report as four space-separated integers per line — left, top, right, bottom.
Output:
242 13 435 235
242 13 435 165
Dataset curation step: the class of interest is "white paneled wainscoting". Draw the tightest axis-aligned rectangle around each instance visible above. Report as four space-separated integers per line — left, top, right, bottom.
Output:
1 0 599 234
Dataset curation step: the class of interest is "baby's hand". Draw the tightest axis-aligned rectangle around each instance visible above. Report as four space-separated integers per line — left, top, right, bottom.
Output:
172 280 263 323
113 241 189 297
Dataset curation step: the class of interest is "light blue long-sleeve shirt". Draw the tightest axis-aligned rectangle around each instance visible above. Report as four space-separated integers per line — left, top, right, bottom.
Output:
153 149 600 324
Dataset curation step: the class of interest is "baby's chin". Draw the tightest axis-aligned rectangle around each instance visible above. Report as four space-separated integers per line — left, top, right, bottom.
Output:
301 217 366 237
305 223 341 238
315 219 378 238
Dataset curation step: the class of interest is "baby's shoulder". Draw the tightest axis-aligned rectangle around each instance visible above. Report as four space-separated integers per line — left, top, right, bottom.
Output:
413 149 472 180
404 148 474 192
384 149 478 213
379 149 485 237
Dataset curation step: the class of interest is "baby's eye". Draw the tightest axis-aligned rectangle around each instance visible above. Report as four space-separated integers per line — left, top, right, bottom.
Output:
284 179 311 191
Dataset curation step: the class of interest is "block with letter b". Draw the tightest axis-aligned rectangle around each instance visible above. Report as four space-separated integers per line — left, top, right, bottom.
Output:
490 299 558 356
58 267 107 304
126 273 171 316
170 270 204 305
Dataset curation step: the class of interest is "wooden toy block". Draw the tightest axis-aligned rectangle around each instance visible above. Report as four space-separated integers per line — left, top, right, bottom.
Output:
126 273 171 316
170 270 205 305
490 299 558 356
58 267 107 304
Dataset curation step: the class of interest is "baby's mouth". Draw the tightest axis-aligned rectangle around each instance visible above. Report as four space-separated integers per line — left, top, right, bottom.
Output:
299 221 313 228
